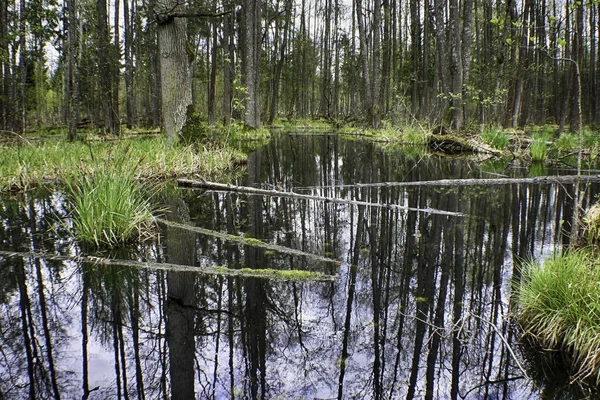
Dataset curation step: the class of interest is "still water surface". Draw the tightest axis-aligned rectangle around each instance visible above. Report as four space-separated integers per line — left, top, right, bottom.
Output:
0 133 596 399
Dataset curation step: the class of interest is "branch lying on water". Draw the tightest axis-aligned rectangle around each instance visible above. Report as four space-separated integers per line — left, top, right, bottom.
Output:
157 218 340 265
177 178 466 217
0 250 337 282
338 175 600 189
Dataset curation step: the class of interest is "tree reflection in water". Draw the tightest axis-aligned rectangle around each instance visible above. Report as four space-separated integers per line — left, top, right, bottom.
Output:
0 134 596 399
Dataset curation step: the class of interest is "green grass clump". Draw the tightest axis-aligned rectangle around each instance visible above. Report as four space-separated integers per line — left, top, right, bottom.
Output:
66 156 158 248
515 250 600 384
481 127 509 149
530 133 548 161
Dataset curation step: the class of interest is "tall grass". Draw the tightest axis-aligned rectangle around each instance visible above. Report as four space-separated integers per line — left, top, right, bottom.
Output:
65 154 157 248
0 135 246 191
530 133 548 161
481 127 509 149
515 250 600 384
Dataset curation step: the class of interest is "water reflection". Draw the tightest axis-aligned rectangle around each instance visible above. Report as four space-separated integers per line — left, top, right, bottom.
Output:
0 133 597 399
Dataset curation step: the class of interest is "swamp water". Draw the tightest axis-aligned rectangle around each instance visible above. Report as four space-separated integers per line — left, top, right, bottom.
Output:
0 133 597 399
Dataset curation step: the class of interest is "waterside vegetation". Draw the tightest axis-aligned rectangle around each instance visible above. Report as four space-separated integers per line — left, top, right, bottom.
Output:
0 134 246 192
514 202 600 393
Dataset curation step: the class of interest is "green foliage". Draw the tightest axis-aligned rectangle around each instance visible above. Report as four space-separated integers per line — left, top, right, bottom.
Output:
530 132 548 161
515 250 600 384
582 129 600 149
480 127 509 149
65 153 158 248
553 132 578 153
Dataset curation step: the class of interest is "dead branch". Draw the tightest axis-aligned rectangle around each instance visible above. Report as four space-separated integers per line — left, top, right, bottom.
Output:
335 175 600 189
177 178 466 217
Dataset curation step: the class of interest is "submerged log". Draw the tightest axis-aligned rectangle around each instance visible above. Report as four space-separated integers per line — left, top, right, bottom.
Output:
0 250 337 282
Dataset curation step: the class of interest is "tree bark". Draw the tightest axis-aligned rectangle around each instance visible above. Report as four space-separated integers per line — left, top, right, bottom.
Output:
242 0 261 128
155 0 193 143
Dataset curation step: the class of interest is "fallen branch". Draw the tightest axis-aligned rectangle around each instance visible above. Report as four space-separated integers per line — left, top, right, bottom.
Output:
0 250 337 282
177 178 466 217
157 218 340 265
335 174 600 189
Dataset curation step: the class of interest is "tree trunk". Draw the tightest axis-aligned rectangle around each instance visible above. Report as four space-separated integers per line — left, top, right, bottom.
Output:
449 0 463 130
18 0 26 133
0 0 6 129
113 0 121 134
96 0 115 134
570 0 583 133
155 0 193 143
268 0 292 124
124 0 134 128
208 17 217 125
355 0 372 120
222 0 234 124
66 0 79 141
242 0 261 128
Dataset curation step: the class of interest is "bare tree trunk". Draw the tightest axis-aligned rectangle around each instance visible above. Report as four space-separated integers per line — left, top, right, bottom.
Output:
18 0 26 133
222 0 235 124
570 0 583 133
0 0 7 129
97 0 115 134
65 0 79 141
208 17 217 125
113 0 121 134
268 0 292 124
355 0 372 120
124 0 134 128
449 0 463 130
155 0 193 143
243 0 261 128
372 0 382 128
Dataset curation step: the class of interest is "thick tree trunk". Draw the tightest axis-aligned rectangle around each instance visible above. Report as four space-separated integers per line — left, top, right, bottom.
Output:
243 0 261 128
156 0 193 143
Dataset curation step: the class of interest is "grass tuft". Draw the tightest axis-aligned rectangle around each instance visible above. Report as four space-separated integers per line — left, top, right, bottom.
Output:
530 132 548 161
65 153 158 248
515 250 600 384
481 127 509 149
